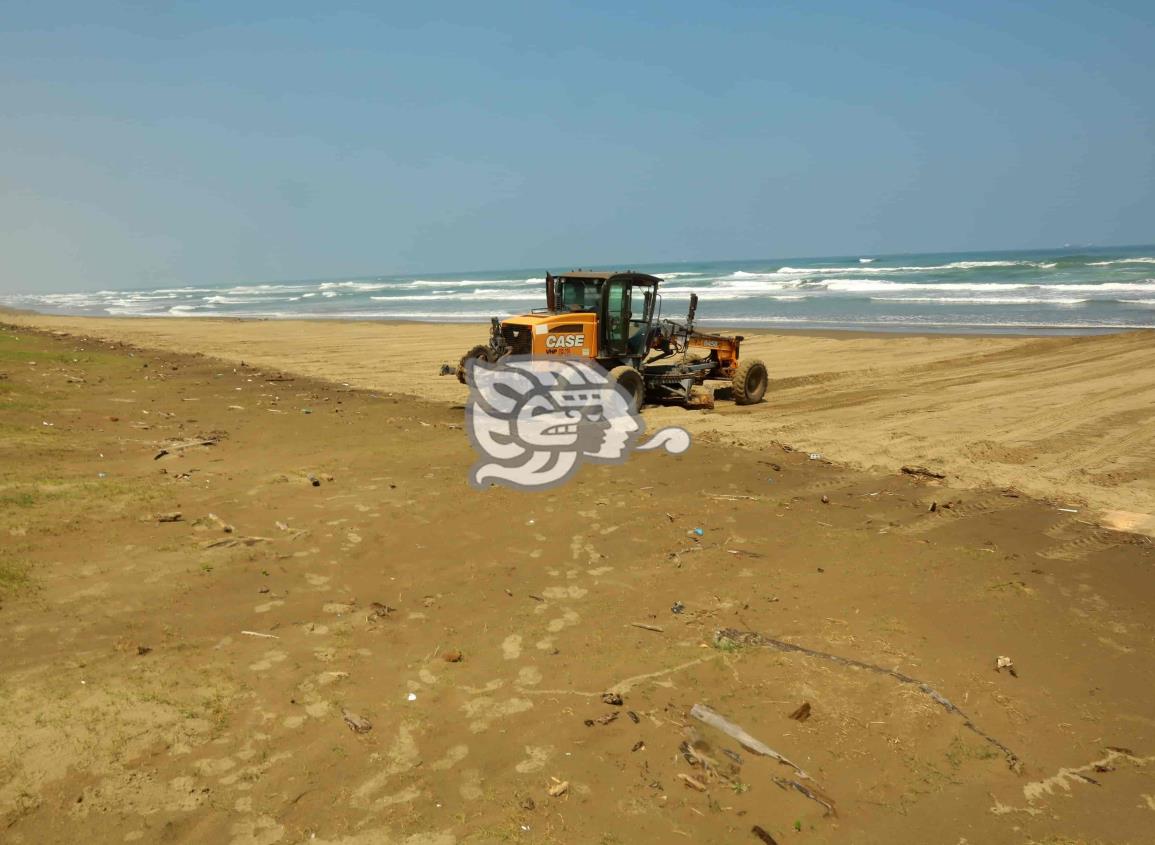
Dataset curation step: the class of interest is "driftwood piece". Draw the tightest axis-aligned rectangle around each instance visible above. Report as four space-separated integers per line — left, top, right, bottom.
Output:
716 628 1021 772
690 703 836 816
154 437 219 460
690 704 812 780
630 622 664 633
901 465 946 479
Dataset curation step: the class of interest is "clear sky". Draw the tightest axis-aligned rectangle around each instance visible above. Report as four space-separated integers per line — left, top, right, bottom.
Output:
1 1 1152 293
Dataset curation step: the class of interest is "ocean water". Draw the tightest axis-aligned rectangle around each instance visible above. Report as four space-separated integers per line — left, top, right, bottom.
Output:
6 245 1155 334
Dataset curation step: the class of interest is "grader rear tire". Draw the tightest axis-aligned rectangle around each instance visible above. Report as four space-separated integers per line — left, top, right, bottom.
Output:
456 345 492 385
731 359 768 405
608 365 645 411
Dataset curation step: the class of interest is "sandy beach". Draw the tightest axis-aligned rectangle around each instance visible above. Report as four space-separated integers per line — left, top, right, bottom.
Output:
5 312 1155 533
2 314 1154 844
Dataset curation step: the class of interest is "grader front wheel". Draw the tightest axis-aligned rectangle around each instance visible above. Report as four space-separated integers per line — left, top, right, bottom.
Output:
608 365 646 411
456 345 492 385
731 359 768 405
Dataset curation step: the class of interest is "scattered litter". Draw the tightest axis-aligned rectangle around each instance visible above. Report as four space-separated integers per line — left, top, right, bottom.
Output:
307 474 321 487
788 702 812 722
240 630 279 639
202 535 269 549
901 465 946 479
154 436 219 460
627 711 640 724
96 472 107 479
601 692 623 706
630 622 664 633
205 513 234 533
136 645 152 656
726 549 764 558
1057 507 1080 513
407 692 417 702
343 710 373 733
820 495 830 504
678 773 708 792
584 712 619 727
438 363 454 376
929 501 938 512
367 602 394 621
690 527 704 537
995 655 1018 677
808 453 822 461
631 740 645 752
547 779 569 798
671 601 685 615
156 511 183 523
442 650 464 663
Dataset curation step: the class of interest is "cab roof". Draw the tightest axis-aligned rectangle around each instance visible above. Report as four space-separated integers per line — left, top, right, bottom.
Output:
554 270 662 284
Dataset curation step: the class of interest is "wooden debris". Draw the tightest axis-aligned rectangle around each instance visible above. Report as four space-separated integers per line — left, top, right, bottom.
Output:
156 512 183 523
240 630 279 639
788 702 812 722
630 622 664 633
751 826 778 845
716 628 1021 772
677 773 708 792
154 436 220 460
901 465 946 479
690 703 813 781
202 535 270 549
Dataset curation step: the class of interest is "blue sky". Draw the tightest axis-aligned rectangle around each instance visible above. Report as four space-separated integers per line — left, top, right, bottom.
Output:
1 1 1152 292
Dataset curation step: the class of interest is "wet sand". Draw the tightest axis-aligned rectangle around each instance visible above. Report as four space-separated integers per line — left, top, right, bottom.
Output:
1 319 1154 844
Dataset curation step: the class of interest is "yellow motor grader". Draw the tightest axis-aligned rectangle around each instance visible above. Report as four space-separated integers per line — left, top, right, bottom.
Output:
456 270 768 408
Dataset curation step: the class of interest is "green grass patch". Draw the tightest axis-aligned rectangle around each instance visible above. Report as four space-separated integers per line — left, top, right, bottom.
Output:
0 557 31 595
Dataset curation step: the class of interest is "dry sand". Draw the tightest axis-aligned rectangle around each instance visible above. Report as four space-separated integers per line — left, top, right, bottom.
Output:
2 317 1154 844
5 312 1155 532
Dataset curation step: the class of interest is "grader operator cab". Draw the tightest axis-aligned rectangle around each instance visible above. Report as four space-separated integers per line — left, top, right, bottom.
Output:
457 270 768 409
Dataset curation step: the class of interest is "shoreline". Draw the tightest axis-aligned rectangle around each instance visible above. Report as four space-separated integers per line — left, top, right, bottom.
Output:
3 305 1146 339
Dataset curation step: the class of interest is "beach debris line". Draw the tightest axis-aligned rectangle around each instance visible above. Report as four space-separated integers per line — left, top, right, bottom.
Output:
715 628 1022 772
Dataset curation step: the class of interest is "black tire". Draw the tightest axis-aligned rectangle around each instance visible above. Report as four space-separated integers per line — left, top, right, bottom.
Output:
456 344 492 385
608 365 645 411
731 359 768 405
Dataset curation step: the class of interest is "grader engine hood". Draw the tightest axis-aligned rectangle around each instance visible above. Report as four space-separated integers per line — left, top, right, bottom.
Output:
494 313 598 358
